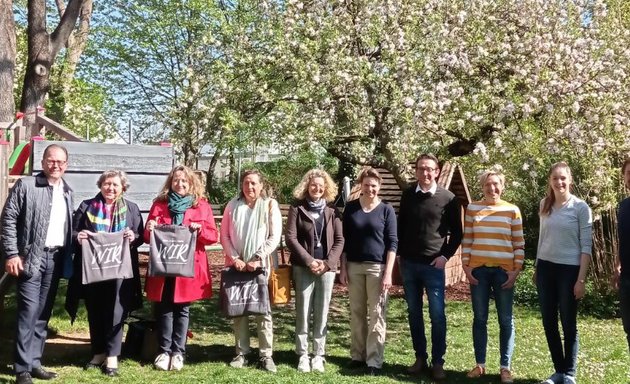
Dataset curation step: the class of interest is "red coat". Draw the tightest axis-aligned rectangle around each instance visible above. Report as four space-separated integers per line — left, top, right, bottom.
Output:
144 199 218 303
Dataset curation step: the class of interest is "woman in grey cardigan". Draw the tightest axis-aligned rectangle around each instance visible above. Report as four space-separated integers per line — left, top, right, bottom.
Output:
286 169 344 373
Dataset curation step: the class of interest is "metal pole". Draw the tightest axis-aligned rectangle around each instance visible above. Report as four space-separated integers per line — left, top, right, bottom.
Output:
128 119 133 145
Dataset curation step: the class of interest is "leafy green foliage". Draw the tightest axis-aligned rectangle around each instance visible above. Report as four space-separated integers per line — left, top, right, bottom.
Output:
207 149 339 205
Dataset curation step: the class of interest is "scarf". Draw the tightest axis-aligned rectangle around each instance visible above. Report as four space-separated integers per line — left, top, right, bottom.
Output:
167 191 194 225
306 198 326 214
230 197 271 263
86 193 127 233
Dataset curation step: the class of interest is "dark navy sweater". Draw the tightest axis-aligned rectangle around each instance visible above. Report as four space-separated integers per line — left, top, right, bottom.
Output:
342 200 398 263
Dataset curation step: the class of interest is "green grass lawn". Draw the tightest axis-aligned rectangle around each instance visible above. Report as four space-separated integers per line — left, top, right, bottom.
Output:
0 281 628 383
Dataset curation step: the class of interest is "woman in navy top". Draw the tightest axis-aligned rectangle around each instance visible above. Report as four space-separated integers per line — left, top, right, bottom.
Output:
340 167 398 375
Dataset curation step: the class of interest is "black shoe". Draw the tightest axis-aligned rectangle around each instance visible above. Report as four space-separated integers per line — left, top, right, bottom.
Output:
366 366 382 376
31 367 58 380
347 360 365 369
102 366 119 377
15 372 33 384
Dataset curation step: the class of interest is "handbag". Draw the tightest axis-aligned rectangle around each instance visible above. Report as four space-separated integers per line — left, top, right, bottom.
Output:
81 232 133 284
148 224 197 277
219 267 270 318
122 315 158 362
268 243 292 305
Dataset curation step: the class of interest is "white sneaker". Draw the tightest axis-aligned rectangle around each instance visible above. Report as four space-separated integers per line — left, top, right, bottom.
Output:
154 352 170 371
170 354 184 371
311 356 325 373
297 354 310 372
540 372 565 384
230 354 248 368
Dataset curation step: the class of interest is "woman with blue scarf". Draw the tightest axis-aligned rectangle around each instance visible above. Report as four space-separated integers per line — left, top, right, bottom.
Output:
65 170 144 376
145 165 218 372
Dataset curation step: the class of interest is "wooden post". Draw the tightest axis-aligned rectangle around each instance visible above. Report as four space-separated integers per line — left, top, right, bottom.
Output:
0 140 9 326
0 139 9 210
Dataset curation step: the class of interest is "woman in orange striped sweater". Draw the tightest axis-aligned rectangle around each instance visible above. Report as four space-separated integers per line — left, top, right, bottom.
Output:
462 170 524 384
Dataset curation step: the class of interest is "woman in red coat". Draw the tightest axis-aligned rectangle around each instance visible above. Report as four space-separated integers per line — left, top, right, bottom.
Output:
144 165 218 371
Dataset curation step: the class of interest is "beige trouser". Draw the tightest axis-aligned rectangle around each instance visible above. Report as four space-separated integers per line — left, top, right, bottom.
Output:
347 261 388 368
233 313 274 358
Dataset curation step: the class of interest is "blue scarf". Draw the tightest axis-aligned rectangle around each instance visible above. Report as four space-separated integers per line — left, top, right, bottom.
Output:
167 191 194 225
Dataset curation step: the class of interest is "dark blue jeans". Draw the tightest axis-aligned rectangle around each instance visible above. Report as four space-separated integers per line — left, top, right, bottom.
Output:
619 276 630 353
536 259 580 376
14 249 62 374
156 277 190 355
400 259 446 365
470 266 515 368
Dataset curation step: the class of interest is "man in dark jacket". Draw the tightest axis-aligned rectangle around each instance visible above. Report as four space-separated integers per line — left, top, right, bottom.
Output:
1 144 73 384
397 153 463 380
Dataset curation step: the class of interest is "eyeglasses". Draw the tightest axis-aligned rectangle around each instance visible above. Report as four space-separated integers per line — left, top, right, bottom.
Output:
45 160 67 166
417 167 436 173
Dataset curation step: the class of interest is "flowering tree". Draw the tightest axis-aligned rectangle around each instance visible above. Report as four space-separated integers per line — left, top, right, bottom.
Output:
91 0 276 180
246 0 630 212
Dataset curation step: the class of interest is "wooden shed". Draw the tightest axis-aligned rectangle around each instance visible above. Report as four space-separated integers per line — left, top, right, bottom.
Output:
365 162 471 286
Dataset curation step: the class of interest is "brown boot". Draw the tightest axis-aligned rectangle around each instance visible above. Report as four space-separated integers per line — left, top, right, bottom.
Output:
407 359 427 374
432 364 446 380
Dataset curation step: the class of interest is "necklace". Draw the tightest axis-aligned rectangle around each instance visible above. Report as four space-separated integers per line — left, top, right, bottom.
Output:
312 214 324 248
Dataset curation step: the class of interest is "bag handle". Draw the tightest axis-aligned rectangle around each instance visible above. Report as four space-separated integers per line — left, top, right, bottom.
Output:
266 199 288 268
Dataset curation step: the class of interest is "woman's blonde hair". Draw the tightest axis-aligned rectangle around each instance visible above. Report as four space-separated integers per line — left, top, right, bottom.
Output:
292 169 338 202
155 165 205 206
478 170 505 188
540 161 573 216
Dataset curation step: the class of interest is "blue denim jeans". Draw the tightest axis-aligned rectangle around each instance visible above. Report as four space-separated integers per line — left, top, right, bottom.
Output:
400 259 446 365
470 266 515 368
619 276 630 353
536 259 580 376
14 248 62 374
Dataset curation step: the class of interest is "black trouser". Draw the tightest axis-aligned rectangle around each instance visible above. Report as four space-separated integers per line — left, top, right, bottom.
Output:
85 279 126 357
14 249 62 374
619 276 630 352
536 259 580 376
156 277 190 355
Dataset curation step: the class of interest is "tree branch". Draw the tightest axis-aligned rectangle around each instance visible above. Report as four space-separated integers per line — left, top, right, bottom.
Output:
50 0 86 57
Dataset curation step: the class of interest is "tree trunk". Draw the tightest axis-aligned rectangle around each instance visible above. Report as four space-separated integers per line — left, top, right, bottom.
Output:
54 0 92 97
228 149 237 184
19 0 87 138
0 0 16 135
205 150 221 193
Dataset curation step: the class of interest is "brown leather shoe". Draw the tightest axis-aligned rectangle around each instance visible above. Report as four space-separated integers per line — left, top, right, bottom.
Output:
407 359 427 374
432 364 446 380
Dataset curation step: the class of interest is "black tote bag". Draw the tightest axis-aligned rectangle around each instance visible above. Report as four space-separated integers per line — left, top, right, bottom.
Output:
81 232 133 284
149 224 197 277
219 267 270 318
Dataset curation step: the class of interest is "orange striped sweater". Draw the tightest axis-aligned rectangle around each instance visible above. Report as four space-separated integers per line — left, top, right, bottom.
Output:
462 200 525 271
